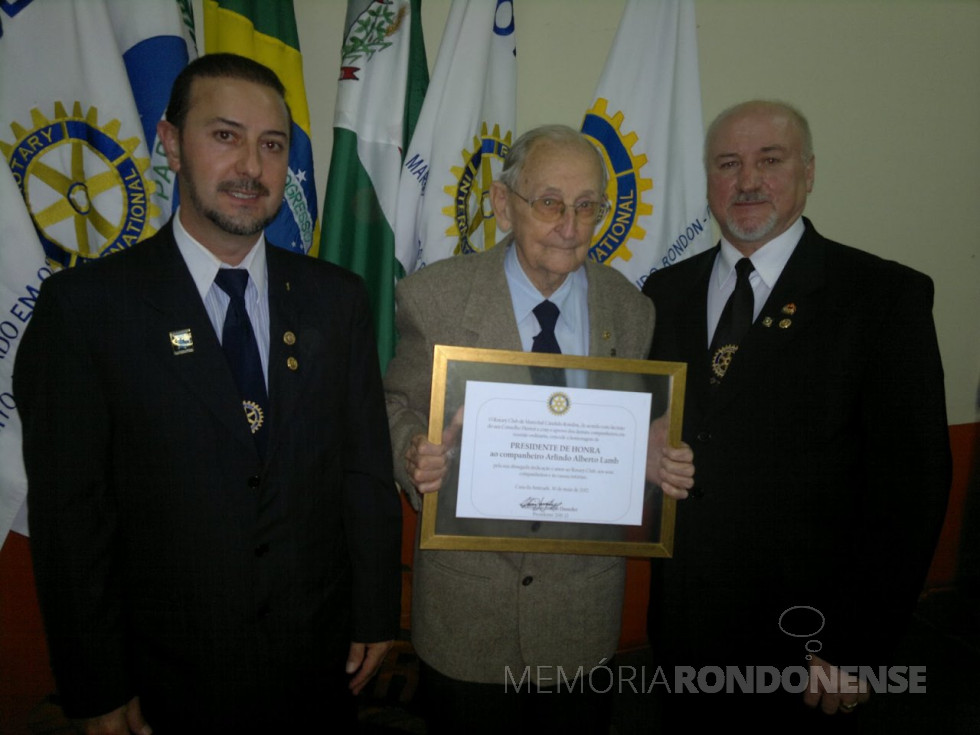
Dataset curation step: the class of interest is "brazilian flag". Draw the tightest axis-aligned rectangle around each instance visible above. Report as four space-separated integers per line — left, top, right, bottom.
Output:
204 0 318 255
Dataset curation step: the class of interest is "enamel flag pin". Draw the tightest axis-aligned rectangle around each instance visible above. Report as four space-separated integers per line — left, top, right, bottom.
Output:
170 329 194 355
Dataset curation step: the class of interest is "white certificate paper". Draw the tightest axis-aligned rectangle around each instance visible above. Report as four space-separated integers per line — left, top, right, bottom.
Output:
455 381 651 525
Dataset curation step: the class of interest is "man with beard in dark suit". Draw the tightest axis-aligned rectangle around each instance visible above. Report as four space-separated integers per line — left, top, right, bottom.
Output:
15 54 401 733
642 100 950 730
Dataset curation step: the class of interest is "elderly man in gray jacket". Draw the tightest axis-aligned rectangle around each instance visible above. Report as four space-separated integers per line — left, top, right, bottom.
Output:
385 124 693 735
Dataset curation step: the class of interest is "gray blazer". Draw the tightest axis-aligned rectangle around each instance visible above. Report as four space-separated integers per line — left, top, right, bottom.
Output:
385 241 654 684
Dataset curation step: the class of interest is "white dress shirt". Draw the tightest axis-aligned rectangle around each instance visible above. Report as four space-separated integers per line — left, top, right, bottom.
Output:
504 243 590 357
172 209 271 386
706 217 804 347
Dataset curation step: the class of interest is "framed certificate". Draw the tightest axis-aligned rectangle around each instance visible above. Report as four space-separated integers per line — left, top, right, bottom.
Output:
420 345 686 557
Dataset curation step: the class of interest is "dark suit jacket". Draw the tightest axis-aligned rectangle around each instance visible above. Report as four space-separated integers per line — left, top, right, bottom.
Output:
642 219 950 672
385 241 655 684
15 222 401 728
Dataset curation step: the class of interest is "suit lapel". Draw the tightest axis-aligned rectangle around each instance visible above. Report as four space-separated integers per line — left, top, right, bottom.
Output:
676 251 715 387
140 228 257 455
650 247 715 400
585 262 622 358
264 247 315 461
461 241 523 351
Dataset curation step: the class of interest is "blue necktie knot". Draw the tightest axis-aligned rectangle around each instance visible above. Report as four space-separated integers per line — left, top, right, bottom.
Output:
532 300 561 354
215 268 250 301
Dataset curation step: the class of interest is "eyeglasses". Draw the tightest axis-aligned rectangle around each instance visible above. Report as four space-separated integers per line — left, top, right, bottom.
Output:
509 189 609 224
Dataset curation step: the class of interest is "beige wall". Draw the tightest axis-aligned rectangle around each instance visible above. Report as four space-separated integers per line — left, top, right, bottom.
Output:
197 0 980 425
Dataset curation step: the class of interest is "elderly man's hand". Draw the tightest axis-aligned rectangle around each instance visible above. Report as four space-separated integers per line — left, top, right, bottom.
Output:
404 434 452 494
403 406 464 494
645 415 695 499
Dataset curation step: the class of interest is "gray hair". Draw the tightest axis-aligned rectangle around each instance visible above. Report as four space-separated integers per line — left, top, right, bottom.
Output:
704 100 813 170
499 124 609 193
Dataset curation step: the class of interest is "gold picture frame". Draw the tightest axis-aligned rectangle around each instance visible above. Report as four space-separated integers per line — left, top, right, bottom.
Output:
420 345 686 557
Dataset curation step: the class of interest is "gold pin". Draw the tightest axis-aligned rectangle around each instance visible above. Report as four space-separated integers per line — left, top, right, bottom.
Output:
602 330 611 340
782 303 797 315
778 319 792 329
287 356 299 371
762 316 773 328
712 345 738 379
169 329 194 355
283 331 296 346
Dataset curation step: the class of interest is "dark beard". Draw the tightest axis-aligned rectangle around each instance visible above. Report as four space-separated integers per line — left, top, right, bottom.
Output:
179 161 281 237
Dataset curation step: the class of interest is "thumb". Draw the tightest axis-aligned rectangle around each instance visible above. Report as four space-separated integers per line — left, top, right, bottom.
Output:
126 697 152 735
346 641 366 674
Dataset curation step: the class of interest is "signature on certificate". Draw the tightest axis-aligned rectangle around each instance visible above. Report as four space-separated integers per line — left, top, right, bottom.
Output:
520 497 565 511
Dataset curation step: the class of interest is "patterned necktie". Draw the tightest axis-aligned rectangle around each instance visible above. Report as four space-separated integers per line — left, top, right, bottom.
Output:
531 300 564 386
214 269 268 457
709 257 755 384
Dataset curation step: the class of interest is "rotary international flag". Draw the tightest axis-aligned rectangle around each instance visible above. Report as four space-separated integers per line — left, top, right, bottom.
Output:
0 0 195 545
393 0 517 275
583 0 711 289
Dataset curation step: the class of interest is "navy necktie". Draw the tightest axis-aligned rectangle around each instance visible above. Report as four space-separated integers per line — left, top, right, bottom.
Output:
709 257 755 384
531 300 564 386
532 300 562 354
214 269 268 457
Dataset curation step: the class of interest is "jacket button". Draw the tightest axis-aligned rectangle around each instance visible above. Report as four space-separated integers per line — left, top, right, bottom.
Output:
690 486 705 499
522 576 534 586
247 475 260 489
530 522 541 532
696 431 712 443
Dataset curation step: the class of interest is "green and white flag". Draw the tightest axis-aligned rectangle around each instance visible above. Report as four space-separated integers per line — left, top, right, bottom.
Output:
394 0 517 274
582 0 711 289
320 0 428 370
0 0 194 545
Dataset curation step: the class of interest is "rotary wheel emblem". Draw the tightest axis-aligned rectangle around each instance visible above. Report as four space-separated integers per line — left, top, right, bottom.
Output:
243 401 265 434
1 102 159 268
581 98 654 266
547 392 570 416
443 122 513 255
711 344 739 380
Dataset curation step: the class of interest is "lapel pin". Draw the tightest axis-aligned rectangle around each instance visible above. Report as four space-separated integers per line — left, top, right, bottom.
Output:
778 319 792 329
283 331 296 346
762 316 773 328
602 330 611 340
781 303 797 315
169 329 194 355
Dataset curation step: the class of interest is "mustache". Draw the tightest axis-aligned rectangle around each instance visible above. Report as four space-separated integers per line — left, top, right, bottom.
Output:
218 179 269 196
733 192 769 204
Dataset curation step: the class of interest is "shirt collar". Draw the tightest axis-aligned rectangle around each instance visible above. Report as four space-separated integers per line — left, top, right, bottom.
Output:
172 208 267 301
717 216 804 290
504 242 585 332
